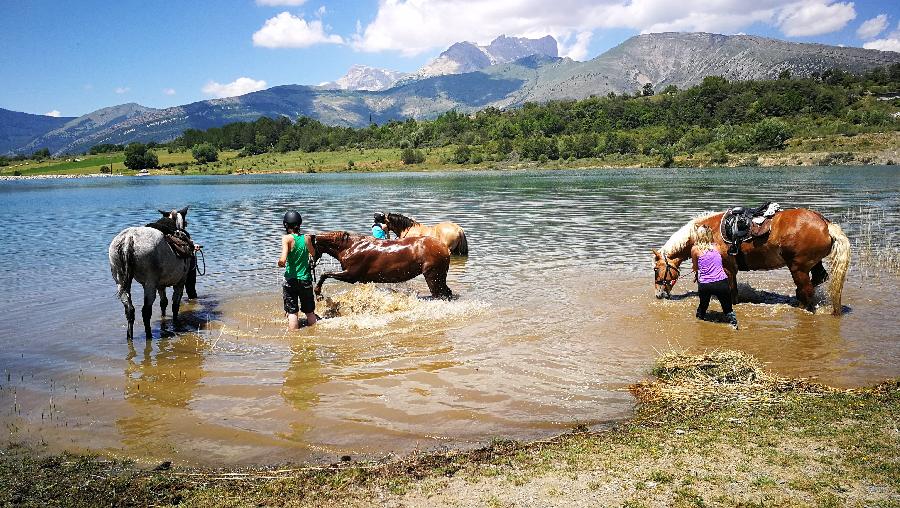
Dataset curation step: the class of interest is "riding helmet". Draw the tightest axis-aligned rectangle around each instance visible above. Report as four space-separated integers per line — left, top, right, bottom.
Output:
374 212 386 223
283 210 302 227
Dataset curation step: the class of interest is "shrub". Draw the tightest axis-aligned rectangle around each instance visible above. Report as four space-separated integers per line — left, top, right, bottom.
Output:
453 144 471 164
99 165 111 174
191 143 218 163
401 147 425 164
751 118 791 150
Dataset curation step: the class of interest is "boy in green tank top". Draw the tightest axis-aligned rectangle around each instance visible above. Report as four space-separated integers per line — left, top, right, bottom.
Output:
277 211 317 329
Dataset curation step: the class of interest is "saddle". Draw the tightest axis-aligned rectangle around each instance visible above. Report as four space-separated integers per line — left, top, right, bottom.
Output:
720 202 780 255
146 219 195 259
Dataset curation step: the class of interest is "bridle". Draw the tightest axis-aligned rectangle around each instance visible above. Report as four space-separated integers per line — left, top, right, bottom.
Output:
654 252 680 289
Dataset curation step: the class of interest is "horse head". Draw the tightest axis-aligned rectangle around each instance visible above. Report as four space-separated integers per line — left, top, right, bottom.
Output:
312 231 353 260
158 206 189 231
385 212 415 236
652 249 681 299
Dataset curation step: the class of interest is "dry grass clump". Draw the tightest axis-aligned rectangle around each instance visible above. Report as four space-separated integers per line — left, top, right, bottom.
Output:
631 349 833 408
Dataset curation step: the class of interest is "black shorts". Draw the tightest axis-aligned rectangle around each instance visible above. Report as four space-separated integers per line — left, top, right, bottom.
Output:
282 277 315 315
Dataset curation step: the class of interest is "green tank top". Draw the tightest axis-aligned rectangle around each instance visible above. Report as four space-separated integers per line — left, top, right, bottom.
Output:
284 233 311 281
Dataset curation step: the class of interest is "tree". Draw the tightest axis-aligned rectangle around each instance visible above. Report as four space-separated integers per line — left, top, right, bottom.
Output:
31 148 50 160
642 83 654 96
192 143 219 163
123 143 159 170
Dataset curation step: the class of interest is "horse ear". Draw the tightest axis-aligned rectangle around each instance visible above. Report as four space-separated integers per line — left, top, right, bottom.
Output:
652 249 661 260
159 209 169 216
178 206 189 217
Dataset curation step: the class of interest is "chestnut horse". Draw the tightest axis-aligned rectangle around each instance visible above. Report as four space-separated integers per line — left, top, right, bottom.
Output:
383 212 469 256
312 231 453 299
652 208 850 315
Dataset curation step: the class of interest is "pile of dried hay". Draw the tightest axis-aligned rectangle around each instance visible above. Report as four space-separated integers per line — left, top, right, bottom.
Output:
630 349 833 409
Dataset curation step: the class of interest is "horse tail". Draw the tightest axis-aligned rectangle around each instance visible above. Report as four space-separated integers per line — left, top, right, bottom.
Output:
111 234 134 293
827 222 850 316
452 229 469 256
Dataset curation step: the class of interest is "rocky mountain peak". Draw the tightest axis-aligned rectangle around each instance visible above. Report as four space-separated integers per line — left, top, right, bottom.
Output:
417 34 559 78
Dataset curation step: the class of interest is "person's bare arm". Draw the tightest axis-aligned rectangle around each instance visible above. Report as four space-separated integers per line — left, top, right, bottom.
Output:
305 235 316 259
278 234 292 267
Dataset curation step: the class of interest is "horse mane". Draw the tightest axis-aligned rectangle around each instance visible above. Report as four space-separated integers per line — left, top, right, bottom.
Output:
386 212 419 231
661 212 717 256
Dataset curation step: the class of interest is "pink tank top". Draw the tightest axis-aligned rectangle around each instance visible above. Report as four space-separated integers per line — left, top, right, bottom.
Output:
697 249 727 283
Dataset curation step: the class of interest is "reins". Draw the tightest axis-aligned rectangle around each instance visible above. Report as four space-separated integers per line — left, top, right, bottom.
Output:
654 252 680 287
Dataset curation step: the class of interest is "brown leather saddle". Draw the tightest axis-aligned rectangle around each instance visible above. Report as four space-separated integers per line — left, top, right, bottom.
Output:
146 219 195 259
721 202 780 255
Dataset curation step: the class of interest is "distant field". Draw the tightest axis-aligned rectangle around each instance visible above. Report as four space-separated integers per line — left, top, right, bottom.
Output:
0 150 238 176
3 131 898 178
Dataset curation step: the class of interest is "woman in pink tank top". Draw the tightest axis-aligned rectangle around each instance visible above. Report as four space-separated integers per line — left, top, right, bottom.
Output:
690 225 738 330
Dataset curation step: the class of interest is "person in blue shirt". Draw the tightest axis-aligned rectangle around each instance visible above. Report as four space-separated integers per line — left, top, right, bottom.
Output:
372 212 389 240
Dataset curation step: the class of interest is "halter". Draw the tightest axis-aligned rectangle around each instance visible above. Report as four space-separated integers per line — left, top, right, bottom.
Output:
654 252 680 288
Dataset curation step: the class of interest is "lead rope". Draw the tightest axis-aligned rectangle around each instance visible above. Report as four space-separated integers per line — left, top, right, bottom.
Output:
194 248 206 276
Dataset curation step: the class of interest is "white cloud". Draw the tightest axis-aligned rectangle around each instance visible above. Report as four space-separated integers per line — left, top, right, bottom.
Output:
252 11 343 48
202 77 268 98
255 0 307 5
44 110 61 117
162 88 176 96
114 86 130 94
863 38 900 52
352 0 859 56
316 5 326 17
857 14 888 40
777 1 856 37
559 31 593 61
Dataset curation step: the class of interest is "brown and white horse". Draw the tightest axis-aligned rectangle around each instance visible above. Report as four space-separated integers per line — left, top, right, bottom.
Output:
652 208 851 315
383 212 469 256
312 231 453 299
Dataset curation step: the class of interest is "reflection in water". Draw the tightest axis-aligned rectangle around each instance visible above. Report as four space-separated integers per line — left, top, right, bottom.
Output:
281 340 322 441
0 167 898 465
118 335 206 458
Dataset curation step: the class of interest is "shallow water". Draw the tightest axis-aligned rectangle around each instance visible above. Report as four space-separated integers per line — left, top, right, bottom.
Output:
0 167 897 465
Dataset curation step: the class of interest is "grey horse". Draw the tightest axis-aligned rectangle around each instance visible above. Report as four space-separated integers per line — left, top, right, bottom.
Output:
109 207 193 340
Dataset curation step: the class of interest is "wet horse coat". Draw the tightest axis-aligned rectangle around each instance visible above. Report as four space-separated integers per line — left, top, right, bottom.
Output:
653 208 851 315
312 231 453 299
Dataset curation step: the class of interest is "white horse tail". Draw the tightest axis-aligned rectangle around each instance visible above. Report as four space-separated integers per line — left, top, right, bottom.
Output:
827 222 850 316
452 229 469 256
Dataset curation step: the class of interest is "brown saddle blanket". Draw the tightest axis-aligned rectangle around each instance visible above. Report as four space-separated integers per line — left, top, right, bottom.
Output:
146 220 195 259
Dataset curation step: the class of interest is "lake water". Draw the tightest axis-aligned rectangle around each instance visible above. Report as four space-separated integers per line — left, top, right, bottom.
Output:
0 167 898 466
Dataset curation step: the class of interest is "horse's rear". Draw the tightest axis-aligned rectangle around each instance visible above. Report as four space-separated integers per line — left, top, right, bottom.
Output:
109 227 192 340
415 222 468 256
698 208 849 315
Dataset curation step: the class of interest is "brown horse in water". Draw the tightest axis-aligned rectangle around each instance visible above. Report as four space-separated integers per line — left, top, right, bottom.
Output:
652 208 851 315
312 231 453 299
383 212 469 256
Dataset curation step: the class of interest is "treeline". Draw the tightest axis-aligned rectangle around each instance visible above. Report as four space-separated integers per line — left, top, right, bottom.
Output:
171 65 900 165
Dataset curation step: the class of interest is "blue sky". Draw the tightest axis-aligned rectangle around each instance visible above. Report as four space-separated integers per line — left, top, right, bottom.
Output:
2 0 899 118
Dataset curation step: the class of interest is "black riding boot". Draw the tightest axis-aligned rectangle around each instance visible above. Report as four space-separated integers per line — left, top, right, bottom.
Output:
725 311 738 330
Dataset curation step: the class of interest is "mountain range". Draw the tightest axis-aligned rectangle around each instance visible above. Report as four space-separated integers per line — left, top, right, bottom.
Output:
3 32 899 155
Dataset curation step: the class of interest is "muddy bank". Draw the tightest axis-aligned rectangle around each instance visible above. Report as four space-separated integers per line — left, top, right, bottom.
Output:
3 350 897 507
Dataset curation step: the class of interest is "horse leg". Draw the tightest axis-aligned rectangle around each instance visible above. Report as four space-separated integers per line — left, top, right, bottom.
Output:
315 270 354 297
141 283 158 341
424 262 452 300
171 283 185 329
811 261 829 287
790 267 816 312
721 256 739 305
158 288 168 317
117 282 135 342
